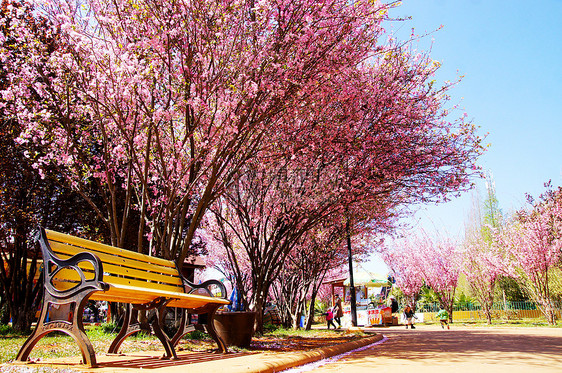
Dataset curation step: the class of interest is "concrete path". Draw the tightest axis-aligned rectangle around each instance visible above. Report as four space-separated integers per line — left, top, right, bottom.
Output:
293 325 562 373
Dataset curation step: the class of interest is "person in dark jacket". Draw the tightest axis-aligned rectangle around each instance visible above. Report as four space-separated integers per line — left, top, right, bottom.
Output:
333 294 344 329
403 305 416 329
390 296 399 313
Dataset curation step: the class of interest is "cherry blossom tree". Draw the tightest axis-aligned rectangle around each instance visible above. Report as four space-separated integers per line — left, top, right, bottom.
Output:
500 186 562 325
384 231 461 322
4 0 484 266
419 234 461 322
380 237 425 310
197 2 484 331
202 159 370 332
462 234 512 324
272 223 376 330
0 0 108 332
272 227 345 329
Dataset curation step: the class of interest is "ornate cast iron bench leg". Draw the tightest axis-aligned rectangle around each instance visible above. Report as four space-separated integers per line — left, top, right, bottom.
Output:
170 309 196 347
178 278 229 353
109 299 177 360
206 307 228 353
16 235 107 368
16 297 98 367
171 308 227 353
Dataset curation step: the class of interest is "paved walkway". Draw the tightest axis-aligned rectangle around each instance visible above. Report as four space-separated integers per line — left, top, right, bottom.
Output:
294 325 562 373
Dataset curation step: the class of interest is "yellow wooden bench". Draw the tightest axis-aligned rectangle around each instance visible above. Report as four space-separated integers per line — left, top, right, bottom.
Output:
16 228 230 367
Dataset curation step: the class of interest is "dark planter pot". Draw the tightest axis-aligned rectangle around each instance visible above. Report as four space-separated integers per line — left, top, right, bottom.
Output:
213 311 256 348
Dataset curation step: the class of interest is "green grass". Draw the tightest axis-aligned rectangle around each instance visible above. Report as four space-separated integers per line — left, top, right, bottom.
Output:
0 324 166 365
265 326 365 338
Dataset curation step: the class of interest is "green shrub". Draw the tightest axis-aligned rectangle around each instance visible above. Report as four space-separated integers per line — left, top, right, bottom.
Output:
263 323 280 333
81 323 116 337
0 324 15 336
0 324 28 337
98 322 118 335
185 329 208 340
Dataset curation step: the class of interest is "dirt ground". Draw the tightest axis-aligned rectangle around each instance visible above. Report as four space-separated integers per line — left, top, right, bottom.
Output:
294 324 562 373
174 330 363 354
249 332 364 352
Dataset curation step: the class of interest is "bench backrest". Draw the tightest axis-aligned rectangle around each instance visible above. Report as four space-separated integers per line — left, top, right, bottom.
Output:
45 229 186 295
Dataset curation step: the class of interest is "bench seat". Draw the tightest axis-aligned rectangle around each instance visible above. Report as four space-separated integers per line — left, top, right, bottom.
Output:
87 284 227 309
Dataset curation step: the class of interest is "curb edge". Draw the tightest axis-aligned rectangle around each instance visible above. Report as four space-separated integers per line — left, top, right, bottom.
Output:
251 333 384 373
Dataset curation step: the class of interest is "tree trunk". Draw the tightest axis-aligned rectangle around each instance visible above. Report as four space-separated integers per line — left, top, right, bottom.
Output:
253 286 269 335
542 302 557 325
254 301 264 335
290 296 307 330
3 224 40 333
292 310 301 330
484 305 492 325
0 301 10 325
305 293 317 331
13 309 32 333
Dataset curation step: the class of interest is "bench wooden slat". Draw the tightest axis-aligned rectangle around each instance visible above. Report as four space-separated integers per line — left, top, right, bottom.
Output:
46 229 176 268
103 275 185 294
50 271 185 294
50 252 184 286
51 281 229 308
53 285 229 308
51 282 230 308
50 242 180 277
88 293 157 304
44 281 158 305
100 263 184 286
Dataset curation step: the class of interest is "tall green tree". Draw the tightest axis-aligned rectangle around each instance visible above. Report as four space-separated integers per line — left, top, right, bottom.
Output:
481 172 502 241
462 173 511 324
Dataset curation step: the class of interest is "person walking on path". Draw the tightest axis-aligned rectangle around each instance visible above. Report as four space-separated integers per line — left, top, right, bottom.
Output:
403 305 416 329
333 295 344 329
324 307 337 329
437 306 450 329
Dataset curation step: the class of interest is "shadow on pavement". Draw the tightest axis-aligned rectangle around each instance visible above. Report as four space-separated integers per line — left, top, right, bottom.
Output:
99 351 255 370
342 327 562 370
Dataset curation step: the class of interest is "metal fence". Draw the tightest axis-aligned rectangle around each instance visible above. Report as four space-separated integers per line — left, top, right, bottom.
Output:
415 301 561 313
413 301 562 321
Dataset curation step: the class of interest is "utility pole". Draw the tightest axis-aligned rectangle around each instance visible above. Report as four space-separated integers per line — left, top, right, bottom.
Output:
346 217 357 327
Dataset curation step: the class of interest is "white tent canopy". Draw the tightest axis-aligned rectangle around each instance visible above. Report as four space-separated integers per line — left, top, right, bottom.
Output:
343 269 389 287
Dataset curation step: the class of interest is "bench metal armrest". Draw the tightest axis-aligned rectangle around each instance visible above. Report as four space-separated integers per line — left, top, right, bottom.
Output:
178 268 228 300
36 227 109 299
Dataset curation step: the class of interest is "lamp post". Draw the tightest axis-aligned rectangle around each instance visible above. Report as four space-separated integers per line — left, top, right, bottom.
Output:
346 217 357 327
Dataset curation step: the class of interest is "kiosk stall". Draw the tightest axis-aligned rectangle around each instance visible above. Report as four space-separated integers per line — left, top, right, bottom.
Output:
325 268 393 327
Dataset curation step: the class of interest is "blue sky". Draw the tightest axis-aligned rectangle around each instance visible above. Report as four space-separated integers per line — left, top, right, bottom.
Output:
366 0 562 274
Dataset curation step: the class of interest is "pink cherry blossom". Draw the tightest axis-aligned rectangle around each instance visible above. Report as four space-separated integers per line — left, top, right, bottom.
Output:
499 187 562 325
